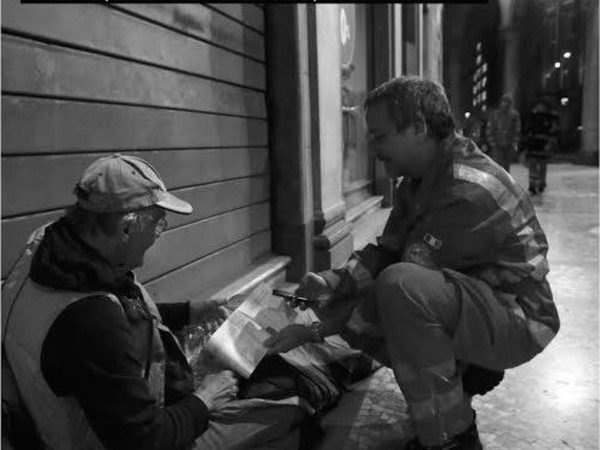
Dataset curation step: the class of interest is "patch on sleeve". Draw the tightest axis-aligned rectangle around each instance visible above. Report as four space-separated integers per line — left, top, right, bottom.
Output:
423 233 443 250
402 242 437 269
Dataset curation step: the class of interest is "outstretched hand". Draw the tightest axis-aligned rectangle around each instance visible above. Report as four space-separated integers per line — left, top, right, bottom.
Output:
189 298 229 333
289 272 335 311
264 324 315 355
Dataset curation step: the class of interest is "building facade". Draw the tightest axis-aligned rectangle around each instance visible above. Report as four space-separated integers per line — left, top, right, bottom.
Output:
1 3 443 300
444 0 599 161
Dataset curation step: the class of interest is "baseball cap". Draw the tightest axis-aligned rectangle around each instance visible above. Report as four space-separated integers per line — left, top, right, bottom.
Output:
75 154 193 214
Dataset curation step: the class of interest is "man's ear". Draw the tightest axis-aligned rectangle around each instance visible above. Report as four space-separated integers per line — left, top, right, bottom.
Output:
117 216 131 243
406 122 428 142
415 121 428 140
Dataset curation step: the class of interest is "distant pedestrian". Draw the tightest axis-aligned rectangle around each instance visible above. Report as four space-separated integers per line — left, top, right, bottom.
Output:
524 99 559 195
463 113 485 149
486 94 521 172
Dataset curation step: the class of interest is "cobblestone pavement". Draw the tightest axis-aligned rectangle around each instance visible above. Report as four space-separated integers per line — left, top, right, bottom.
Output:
336 163 599 450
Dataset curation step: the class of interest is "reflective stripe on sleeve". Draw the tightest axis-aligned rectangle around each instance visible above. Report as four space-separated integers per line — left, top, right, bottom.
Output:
453 164 522 222
527 319 557 350
345 258 374 291
453 163 549 281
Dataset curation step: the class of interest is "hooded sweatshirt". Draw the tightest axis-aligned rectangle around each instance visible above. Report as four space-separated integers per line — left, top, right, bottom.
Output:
30 217 209 450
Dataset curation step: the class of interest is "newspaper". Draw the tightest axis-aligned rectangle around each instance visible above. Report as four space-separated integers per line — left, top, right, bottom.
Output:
204 283 300 378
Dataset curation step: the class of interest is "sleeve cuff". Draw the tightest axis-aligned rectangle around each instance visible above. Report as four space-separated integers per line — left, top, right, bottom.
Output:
184 394 211 433
156 302 191 331
319 270 343 292
344 258 374 291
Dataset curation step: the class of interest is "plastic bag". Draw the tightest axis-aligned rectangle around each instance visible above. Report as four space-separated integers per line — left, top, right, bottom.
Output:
180 324 225 386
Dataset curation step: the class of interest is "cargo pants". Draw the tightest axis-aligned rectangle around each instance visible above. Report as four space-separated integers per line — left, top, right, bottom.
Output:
349 262 541 447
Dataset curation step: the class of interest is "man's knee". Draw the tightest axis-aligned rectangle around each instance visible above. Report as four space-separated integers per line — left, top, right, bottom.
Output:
375 263 439 316
376 262 435 292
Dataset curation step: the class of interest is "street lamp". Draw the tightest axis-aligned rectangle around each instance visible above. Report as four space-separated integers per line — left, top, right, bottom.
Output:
563 51 571 58
554 61 561 68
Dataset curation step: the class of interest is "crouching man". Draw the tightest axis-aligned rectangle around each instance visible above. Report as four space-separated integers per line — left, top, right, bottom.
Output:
266 77 560 450
2 155 303 450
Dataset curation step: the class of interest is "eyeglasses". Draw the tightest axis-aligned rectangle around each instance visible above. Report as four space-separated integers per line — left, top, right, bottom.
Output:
136 212 168 237
154 217 168 237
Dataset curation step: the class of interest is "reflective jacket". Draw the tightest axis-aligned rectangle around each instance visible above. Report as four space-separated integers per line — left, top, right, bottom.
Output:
339 134 559 352
524 109 559 158
2 225 188 450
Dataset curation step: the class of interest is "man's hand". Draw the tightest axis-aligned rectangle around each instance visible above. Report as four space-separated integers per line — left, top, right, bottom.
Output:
292 271 358 325
189 298 229 333
194 370 238 411
293 272 335 310
264 324 315 355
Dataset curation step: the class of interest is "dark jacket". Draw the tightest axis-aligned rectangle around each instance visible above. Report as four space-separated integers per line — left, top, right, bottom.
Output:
30 217 209 450
525 109 559 158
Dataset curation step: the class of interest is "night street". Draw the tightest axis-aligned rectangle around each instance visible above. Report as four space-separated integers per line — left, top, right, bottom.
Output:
2 1 598 449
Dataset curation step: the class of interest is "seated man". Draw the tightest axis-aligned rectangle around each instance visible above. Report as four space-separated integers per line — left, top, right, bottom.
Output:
266 77 560 450
2 154 304 450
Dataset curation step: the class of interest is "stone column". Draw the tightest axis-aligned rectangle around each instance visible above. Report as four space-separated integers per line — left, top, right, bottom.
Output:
266 5 314 280
423 4 444 83
501 25 520 103
393 4 403 77
498 0 520 103
308 5 353 271
418 4 425 76
581 0 599 163
372 4 394 207
443 7 468 116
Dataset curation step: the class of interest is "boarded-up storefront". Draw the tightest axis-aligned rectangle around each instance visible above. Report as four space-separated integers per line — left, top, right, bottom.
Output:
2 3 445 300
1 3 283 302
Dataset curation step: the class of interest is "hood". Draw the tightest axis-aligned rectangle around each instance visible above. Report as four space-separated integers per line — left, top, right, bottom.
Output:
30 217 136 296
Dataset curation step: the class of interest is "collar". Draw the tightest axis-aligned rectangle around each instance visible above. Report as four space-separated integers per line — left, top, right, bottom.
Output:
409 133 458 190
30 217 138 296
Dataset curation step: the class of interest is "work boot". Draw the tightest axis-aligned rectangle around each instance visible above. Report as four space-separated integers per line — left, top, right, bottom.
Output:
404 415 483 450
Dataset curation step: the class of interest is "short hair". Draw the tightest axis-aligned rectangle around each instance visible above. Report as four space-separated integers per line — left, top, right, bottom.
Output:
364 76 456 140
64 204 159 237
500 94 513 105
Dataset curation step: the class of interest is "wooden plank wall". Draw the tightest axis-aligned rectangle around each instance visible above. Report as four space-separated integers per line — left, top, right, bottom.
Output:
1 1 271 302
